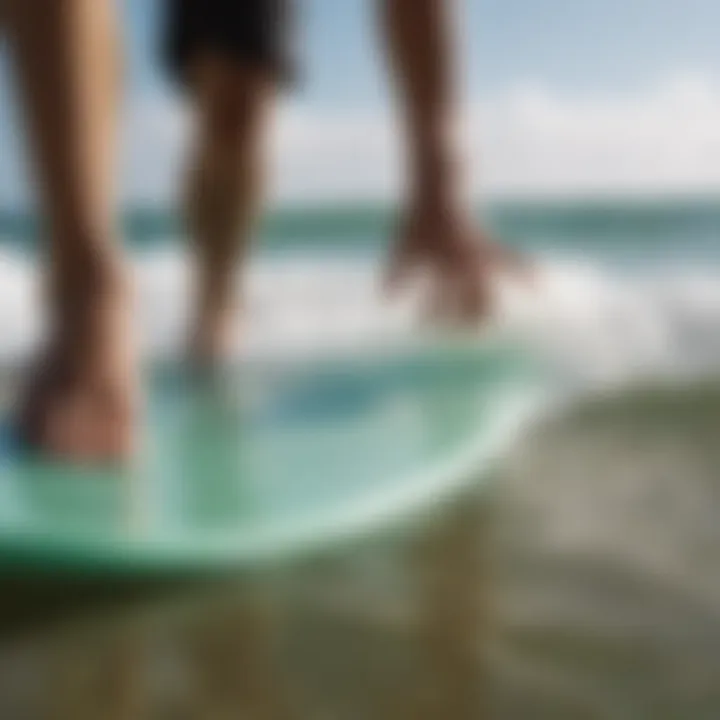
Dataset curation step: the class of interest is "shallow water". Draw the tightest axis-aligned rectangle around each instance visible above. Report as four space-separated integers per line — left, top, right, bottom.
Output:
0 200 719 717
493 382 720 718
0 382 718 718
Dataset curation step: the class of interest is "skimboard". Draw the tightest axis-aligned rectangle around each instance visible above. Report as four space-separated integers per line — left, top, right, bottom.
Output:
0 341 541 575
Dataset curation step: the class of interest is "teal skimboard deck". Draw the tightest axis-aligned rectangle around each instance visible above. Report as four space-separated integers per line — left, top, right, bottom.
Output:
0 342 542 575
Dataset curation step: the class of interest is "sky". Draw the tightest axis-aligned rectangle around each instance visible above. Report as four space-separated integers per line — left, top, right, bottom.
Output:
2 0 720 208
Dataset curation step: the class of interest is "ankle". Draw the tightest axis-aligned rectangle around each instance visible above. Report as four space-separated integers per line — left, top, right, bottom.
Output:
50 248 127 304
197 259 237 306
46 250 130 349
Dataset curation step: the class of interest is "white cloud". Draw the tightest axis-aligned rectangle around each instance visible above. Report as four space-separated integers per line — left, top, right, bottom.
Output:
474 71 720 196
117 71 720 205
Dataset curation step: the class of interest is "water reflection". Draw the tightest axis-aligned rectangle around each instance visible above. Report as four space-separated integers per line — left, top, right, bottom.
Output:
0 492 491 719
3 378 720 718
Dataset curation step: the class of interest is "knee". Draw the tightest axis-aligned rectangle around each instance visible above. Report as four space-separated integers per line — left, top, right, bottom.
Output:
201 69 269 154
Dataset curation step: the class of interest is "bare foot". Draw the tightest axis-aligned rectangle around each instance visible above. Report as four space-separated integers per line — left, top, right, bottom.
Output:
15 257 138 464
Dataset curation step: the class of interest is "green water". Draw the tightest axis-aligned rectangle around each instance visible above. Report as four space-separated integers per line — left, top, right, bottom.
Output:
3 196 720 255
1 197 720 718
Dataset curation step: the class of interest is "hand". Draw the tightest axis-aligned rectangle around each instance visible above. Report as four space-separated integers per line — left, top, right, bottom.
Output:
385 202 527 324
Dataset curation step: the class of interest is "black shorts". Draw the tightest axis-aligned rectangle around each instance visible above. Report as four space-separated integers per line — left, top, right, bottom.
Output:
163 0 294 86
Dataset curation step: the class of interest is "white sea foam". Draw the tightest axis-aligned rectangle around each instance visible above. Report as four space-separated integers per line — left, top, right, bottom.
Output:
0 245 719 394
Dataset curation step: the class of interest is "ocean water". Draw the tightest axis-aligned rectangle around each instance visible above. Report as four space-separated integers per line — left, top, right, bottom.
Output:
1 198 720 717
1 199 720 382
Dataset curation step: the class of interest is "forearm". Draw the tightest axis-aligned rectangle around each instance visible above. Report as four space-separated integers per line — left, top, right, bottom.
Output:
378 0 463 208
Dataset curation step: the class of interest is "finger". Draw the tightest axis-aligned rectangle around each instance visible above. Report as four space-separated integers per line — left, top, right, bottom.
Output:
384 239 422 295
435 247 482 324
430 263 470 327
491 242 535 282
422 275 452 325
457 274 483 323
446 267 482 325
